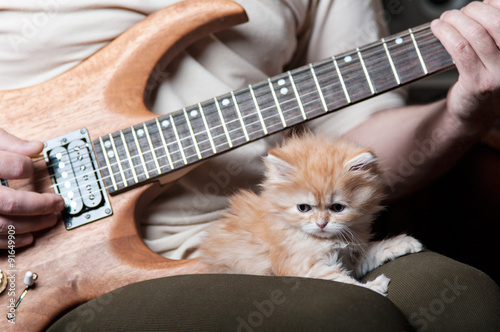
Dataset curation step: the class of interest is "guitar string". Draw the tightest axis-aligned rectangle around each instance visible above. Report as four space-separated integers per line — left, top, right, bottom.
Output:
22 50 448 211
28 24 437 176
29 25 439 176
23 26 441 196
18 27 443 203
14 27 443 199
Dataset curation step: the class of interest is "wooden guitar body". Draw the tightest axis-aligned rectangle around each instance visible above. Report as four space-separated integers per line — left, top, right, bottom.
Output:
0 1 248 330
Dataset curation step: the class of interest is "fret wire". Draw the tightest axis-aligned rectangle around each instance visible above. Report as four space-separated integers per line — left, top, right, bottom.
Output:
108 133 127 187
267 78 287 127
98 137 118 191
287 71 307 120
357 47 375 95
188 34 426 148
155 117 174 170
248 84 268 135
113 35 442 163
131 126 150 179
86 34 438 195
120 130 138 184
231 91 250 142
198 103 217 153
91 26 446 187
381 37 401 85
409 28 429 75
214 97 233 148
87 29 445 193
309 63 328 113
332 56 351 104
170 114 188 165
159 43 430 155
143 123 161 175
91 28 446 191
183 108 202 160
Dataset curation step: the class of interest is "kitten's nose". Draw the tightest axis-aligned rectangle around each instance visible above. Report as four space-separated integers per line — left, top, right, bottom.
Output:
316 221 328 229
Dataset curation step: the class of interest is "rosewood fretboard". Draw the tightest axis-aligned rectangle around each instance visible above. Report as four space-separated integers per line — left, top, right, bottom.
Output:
93 23 454 194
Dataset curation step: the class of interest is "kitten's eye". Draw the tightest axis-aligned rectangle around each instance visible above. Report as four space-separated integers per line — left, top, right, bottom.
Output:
330 204 345 212
297 204 312 213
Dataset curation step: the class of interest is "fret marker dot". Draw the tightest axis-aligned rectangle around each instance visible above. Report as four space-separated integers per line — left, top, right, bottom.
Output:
190 110 198 118
104 140 112 149
277 79 286 86
107 150 115 159
59 162 65 169
395 37 403 44
344 55 352 63
67 191 74 199
56 153 63 160
162 120 170 128
222 99 230 106
62 171 68 179
65 182 71 189
137 129 145 137
70 201 77 209
280 87 288 95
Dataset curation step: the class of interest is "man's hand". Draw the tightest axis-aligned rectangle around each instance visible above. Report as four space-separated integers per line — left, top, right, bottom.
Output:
0 128 64 249
431 0 500 131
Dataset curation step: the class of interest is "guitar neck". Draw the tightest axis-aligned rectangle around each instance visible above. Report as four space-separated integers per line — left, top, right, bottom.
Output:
94 22 454 194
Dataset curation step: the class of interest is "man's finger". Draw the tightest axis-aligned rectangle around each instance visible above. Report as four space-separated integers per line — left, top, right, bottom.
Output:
0 213 59 235
431 18 482 78
463 1 500 50
0 232 33 249
0 128 43 156
440 7 500 69
0 186 65 216
0 151 35 179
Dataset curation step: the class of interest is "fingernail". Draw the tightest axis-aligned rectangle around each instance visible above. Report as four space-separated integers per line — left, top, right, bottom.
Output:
28 140 44 151
30 140 43 146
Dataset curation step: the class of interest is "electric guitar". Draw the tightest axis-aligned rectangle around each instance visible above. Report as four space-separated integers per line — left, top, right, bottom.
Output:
0 0 462 330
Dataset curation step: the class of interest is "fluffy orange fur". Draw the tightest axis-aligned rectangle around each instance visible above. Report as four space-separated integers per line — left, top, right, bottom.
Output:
199 134 422 295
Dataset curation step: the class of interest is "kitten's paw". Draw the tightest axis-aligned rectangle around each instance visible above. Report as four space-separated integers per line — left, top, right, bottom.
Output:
380 234 423 263
364 274 390 296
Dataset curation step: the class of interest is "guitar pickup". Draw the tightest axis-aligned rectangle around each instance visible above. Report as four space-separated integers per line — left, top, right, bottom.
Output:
43 129 112 230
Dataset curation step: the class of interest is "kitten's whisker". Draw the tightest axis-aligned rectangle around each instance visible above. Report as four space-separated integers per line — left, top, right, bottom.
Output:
336 227 351 247
340 227 354 243
340 227 367 258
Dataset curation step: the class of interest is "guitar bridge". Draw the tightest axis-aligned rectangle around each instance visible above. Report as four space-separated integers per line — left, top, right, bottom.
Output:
43 128 113 230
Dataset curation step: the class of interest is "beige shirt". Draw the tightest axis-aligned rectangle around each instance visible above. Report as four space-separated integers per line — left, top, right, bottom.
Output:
0 0 405 258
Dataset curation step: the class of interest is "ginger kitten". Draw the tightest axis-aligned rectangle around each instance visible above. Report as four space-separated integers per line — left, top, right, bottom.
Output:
199 134 422 295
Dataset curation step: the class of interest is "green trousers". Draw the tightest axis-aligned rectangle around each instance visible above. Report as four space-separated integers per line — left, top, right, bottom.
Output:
48 251 499 331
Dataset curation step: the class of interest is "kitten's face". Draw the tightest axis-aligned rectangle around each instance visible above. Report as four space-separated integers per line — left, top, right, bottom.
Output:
273 173 380 242
283 185 378 239
263 135 385 240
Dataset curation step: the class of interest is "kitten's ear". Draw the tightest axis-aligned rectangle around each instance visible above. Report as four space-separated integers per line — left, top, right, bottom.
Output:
344 152 377 172
264 154 296 183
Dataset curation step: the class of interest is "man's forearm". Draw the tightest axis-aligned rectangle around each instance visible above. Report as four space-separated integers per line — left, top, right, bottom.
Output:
344 99 487 201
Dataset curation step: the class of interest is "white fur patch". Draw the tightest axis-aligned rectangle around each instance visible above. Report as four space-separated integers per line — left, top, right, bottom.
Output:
264 154 296 183
345 152 377 171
